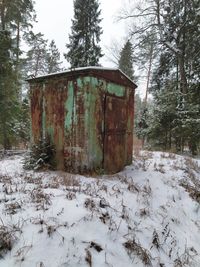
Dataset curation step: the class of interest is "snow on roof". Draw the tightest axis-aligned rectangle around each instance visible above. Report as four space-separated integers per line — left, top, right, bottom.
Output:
26 66 137 88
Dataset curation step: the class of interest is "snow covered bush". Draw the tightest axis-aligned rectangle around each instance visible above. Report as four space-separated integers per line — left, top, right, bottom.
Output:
23 137 55 170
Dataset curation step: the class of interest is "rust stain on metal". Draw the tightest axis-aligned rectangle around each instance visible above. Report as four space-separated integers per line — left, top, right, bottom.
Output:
103 95 127 173
30 84 43 142
44 79 68 169
28 68 137 174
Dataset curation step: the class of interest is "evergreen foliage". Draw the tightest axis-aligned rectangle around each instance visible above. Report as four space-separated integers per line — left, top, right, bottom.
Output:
65 0 103 67
122 0 200 154
0 0 35 149
25 31 48 77
0 30 19 149
24 137 56 170
24 33 62 77
118 40 135 80
14 98 30 146
46 40 62 74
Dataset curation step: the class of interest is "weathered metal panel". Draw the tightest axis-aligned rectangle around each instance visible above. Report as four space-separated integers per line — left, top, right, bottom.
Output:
29 70 135 174
88 77 134 173
126 89 135 164
27 68 137 89
30 84 43 143
103 95 127 173
87 78 104 171
64 78 90 173
44 79 68 169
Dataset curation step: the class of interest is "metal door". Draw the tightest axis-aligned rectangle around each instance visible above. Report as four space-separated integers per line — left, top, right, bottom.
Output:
103 95 127 173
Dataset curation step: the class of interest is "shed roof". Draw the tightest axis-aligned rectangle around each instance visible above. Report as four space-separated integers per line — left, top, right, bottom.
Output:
27 66 137 89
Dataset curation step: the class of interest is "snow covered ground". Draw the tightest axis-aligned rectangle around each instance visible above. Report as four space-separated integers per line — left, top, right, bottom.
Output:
0 151 200 267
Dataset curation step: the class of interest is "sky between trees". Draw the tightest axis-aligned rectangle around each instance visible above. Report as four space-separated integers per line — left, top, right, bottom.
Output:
33 0 126 68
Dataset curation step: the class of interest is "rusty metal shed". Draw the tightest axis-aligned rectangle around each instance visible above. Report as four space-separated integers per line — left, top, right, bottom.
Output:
27 67 137 174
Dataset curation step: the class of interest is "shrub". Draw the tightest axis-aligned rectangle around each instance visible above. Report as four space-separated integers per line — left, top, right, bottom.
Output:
24 137 55 170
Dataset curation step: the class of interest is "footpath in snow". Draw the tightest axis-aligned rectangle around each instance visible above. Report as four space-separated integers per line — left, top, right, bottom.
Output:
0 151 200 267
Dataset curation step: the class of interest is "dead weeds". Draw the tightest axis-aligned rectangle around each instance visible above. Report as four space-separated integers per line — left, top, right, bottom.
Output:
123 239 152 266
4 201 22 215
180 181 200 204
30 188 52 210
0 224 18 258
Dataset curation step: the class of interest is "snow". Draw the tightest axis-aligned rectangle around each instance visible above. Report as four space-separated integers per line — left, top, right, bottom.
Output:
26 66 137 87
26 66 119 80
0 151 200 267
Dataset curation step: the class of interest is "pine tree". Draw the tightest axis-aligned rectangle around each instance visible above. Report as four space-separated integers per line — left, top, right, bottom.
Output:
24 35 63 77
65 0 103 67
120 0 200 154
0 0 35 76
46 40 62 74
118 40 135 80
0 30 19 149
0 0 35 149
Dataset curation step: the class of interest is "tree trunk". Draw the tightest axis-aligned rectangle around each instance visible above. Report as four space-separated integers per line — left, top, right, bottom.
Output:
16 20 20 66
0 0 6 30
3 122 11 150
144 43 153 104
142 43 153 148
178 54 188 95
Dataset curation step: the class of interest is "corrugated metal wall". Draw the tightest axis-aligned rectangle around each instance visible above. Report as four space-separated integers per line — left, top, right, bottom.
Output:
30 75 134 174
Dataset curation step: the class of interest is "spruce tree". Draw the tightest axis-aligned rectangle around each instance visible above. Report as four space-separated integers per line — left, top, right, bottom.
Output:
0 31 19 149
118 40 135 80
65 0 103 68
25 32 48 77
46 40 62 74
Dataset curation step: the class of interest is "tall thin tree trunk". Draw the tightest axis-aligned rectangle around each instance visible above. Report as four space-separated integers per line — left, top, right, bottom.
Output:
3 120 11 150
142 43 153 148
178 54 188 95
144 43 153 104
0 0 6 30
16 21 20 66
16 20 22 100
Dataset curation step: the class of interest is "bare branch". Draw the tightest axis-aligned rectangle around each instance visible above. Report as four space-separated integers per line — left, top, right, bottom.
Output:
118 12 156 20
129 23 159 37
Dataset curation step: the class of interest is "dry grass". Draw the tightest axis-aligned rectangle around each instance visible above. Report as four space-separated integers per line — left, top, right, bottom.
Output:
30 188 52 210
89 241 103 252
0 175 11 184
123 239 152 266
160 152 176 159
0 225 18 258
66 191 76 200
62 174 80 187
152 230 160 249
154 163 165 173
180 182 200 204
184 157 200 173
85 249 92 267
14 245 33 262
142 151 153 159
4 202 22 215
24 174 42 185
179 157 200 204
133 136 143 157
173 246 198 267
84 198 96 211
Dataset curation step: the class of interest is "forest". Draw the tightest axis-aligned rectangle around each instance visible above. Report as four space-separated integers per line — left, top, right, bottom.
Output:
0 1 200 266
0 0 200 155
